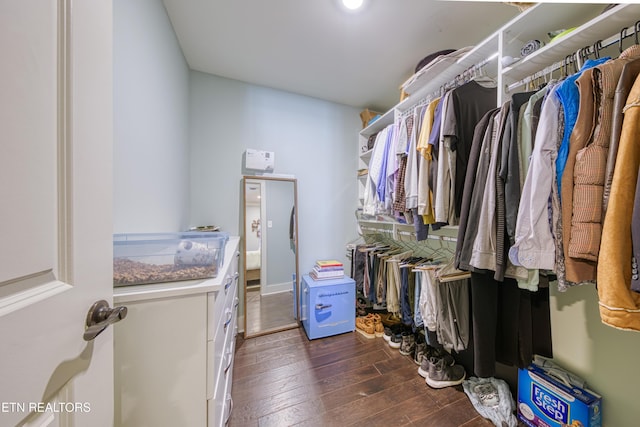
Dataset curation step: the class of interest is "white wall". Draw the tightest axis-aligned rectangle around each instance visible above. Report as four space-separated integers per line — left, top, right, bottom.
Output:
188 71 361 274
113 0 190 233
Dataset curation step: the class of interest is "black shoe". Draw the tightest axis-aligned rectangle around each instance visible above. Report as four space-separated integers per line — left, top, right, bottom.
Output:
383 323 403 343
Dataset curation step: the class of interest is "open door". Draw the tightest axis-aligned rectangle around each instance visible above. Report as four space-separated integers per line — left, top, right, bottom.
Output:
0 1 116 426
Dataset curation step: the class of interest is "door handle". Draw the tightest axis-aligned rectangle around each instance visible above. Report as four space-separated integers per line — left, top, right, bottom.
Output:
315 303 332 310
84 300 127 341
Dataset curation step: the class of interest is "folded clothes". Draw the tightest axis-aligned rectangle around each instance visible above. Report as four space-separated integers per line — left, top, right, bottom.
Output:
521 39 544 57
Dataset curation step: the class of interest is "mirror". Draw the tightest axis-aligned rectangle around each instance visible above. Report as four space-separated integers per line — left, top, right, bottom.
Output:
242 176 299 338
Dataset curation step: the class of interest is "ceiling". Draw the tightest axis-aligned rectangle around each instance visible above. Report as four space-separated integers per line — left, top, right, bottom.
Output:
162 0 520 111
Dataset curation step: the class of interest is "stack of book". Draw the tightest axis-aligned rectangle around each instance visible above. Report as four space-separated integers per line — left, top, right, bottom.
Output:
310 259 344 281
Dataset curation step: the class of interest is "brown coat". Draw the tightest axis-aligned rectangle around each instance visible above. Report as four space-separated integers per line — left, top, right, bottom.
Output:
598 72 640 331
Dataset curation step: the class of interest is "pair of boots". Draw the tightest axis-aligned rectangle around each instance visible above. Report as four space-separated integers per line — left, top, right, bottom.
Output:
355 313 383 339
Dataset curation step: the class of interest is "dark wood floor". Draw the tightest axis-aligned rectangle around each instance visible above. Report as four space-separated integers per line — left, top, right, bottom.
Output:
229 327 498 427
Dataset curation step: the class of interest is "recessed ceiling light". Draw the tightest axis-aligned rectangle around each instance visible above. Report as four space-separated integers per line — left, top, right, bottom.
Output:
342 0 364 11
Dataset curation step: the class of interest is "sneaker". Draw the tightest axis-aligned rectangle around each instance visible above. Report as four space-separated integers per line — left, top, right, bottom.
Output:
388 330 403 349
431 346 455 366
413 334 427 365
382 326 392 342
418 355 430 378
383 324 403 343
418 346 455 378
399 332 415 356
426 357 466 389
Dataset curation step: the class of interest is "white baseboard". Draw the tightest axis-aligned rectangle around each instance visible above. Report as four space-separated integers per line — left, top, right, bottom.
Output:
260 281 293 296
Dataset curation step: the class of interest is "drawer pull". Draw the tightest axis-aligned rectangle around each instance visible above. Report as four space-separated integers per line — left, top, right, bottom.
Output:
315 303 332 310
223 308 233 329
224 277 233 293
224 396 233 425
224 349 233 373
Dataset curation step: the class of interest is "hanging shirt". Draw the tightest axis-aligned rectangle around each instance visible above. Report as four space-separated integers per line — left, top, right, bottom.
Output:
384 123 399 211
457 108 500 271
469 106 506 271
417 98 440 222
428 97 444 224
435 91 456 224
363 127 389 215
441 80 498 221
405 106 424 210
376 126 394 203
510 85 562 270
519 87 548 187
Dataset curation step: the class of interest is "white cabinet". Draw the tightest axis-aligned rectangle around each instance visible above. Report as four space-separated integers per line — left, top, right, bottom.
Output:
114 237 240 427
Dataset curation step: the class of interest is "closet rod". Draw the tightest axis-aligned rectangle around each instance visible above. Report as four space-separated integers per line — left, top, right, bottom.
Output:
431 55 496 100
401 54 498 117
507 20 640 93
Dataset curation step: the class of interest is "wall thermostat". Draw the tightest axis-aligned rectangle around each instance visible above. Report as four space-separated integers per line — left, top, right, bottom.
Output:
245 149 275 172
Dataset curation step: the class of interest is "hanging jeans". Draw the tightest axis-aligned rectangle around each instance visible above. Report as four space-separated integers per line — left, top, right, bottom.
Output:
414 272 424 328
400 266 413 326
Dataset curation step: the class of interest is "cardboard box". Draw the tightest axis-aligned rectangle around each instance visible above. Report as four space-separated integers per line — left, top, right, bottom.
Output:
517 365 602 427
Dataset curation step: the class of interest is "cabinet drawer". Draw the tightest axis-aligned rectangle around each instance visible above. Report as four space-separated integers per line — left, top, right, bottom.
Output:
207 298 238 400
208 350 234 426
207 271 237 341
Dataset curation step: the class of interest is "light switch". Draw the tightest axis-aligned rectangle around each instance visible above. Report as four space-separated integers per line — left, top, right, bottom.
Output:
267 220 273 228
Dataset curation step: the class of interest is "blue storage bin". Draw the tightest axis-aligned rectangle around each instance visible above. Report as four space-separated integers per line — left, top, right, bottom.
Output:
301 274 355 340
113 232 228 286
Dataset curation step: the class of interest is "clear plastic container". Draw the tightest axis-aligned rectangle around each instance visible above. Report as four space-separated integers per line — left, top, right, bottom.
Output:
113 232 229 286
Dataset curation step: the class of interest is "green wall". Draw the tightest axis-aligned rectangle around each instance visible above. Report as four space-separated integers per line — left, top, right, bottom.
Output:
550 284 640 426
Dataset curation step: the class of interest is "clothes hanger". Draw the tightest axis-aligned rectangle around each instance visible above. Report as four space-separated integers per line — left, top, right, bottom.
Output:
620 26 628 54
592 39 602 59
470 63 498 88
436 257 471 283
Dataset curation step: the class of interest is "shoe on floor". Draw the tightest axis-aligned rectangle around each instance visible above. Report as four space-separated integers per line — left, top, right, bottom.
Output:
388 329 403 349
379 312 402 327
355 316 376 339
413 334 427 365
372 313 384 338
418 345 455 378
383 324 403 343
425 357 466 389
399 332 416 356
